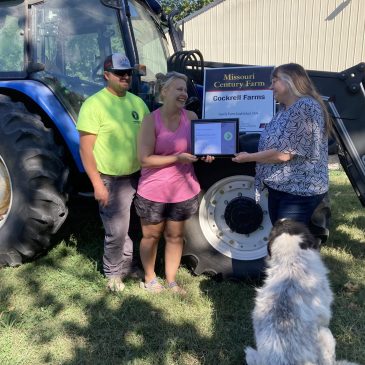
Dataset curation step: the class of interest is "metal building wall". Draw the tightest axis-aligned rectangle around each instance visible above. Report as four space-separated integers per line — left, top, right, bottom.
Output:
181 0 365 71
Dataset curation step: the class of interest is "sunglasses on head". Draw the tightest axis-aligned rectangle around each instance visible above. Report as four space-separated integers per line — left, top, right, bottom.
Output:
107 69 133 77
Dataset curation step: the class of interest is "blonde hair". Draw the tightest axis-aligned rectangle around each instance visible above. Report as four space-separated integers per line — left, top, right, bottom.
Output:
272 63 332 133
155 71 188 101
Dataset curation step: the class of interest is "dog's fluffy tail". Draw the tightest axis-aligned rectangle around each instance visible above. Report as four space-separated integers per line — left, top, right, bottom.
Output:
245 347 261 365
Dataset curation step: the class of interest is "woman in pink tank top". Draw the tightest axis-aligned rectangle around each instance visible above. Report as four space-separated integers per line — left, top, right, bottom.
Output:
135 72 214 294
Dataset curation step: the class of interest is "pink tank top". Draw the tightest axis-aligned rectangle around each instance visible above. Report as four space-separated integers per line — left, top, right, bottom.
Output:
137 108 200 203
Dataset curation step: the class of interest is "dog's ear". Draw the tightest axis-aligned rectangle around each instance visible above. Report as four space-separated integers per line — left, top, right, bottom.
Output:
284 220 319 250
268 219 319 253
299 232 320 250
267 219 292 253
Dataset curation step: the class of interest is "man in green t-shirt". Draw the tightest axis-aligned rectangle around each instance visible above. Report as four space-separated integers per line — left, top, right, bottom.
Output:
77 53 149 292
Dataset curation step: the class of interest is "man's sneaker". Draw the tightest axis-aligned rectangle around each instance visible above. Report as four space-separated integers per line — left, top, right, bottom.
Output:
107 276 125 292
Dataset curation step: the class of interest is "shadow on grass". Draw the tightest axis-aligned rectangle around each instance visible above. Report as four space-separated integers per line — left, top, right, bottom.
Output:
0 281 21 329
60 296 207 364
12 253 256 364
38 197 253 364
25 171 363 365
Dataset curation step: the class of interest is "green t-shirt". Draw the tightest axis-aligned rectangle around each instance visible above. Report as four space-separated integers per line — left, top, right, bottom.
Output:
77 88 149 176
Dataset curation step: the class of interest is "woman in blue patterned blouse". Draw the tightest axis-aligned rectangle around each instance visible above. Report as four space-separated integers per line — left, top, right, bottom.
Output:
232 63 331 226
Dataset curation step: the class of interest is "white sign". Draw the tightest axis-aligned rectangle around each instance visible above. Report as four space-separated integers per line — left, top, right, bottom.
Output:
203 67 275 132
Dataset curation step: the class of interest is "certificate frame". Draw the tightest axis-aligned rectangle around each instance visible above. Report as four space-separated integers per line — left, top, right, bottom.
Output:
191 118 239 157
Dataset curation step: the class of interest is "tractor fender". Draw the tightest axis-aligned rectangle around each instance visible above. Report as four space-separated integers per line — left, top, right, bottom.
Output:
0 80 83 172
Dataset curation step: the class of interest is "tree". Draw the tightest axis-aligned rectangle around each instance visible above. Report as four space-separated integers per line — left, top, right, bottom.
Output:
161 0 215 21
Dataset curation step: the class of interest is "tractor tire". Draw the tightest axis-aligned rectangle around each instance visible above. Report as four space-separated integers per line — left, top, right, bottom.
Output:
183 175 269 279
0 95 68 266
183 155 270 280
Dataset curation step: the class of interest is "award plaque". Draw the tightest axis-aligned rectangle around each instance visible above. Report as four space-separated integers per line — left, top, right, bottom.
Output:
191 118 239 157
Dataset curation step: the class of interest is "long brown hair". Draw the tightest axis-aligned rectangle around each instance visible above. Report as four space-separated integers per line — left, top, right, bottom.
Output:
272 63 332 134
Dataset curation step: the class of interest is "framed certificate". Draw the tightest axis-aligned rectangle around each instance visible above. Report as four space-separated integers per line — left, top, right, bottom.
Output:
191 118 239 157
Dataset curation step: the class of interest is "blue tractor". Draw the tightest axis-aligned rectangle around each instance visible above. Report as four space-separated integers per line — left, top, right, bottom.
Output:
0 0 173 266
0 0 364 279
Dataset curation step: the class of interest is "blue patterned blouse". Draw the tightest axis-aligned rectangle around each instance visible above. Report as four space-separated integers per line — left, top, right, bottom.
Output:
256 96 328 198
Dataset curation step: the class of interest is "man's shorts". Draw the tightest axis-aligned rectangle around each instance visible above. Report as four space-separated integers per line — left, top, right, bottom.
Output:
134 194 199 224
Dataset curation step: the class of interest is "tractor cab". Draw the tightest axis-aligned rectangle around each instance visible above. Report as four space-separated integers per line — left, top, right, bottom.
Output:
0 0 170 119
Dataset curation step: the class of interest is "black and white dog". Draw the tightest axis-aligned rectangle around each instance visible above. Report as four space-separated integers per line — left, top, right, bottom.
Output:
245 219 359 365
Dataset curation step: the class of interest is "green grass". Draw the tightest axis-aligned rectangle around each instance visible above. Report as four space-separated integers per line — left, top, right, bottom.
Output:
1 169 365 365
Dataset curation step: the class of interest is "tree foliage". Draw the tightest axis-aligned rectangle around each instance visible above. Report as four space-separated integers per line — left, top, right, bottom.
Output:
161 0 215 21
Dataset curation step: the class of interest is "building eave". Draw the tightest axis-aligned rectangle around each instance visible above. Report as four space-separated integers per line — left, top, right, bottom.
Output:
178 0 226 24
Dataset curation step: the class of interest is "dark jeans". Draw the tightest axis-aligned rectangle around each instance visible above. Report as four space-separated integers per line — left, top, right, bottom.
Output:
99 173 138 277
267 186 326 226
